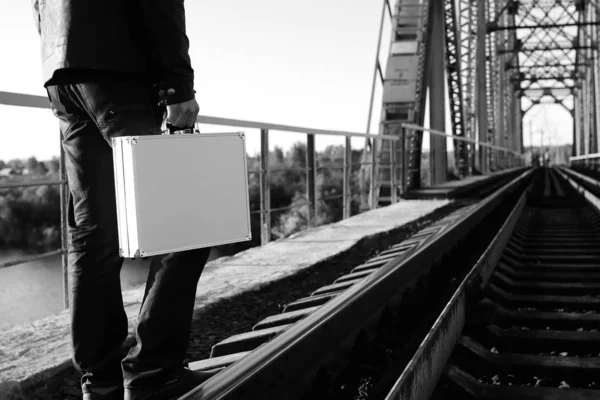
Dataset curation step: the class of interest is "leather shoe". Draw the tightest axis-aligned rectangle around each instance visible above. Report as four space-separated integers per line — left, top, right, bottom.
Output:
124 367 222 400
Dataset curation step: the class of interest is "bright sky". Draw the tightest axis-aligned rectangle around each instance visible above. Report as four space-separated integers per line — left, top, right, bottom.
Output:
0 0 388 161
0 0 572 162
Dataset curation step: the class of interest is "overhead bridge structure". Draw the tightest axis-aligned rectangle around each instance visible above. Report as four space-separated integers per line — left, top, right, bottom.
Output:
369 0 600 207
2 1 600 400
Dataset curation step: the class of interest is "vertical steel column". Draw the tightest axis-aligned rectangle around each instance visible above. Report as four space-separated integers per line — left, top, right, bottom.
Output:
429 0 447 184
496 10 506 170
390 139 398 203
443 0 468 178
577 89 583 157
370 136 378 209
401 127 408 194
583 71 590 156
361 0 391 211
512 88 521 166
343 136 352 219
580 85 586 157
59 130 69 309
406 0 433 190
588 8 599 155
485 0 498 171
476 0 488 174
494 0 505 170
460 0 478 174
306 134 317 226
259 129 271 246
497 71 505 168
595 5 600 153
572 107 578 157
365 0 391 138
505 3 519 163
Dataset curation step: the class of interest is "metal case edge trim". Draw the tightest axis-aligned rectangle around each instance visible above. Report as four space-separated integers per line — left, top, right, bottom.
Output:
113 138 130 258
123 137 140 257
238 132 253 240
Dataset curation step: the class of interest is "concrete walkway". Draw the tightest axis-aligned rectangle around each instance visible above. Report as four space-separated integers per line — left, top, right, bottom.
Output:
0 199 450 399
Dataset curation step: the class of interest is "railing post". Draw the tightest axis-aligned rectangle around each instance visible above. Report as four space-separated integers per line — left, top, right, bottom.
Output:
401 127 407 195
496 149 500 170
370 137 378 209
343 136 352 219
390 139 398 203
59 131 69 310
260 129 271 246
306 134 317 227
429 131 435 186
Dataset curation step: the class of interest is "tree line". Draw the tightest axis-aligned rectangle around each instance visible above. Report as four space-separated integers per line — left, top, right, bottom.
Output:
0 144 367 256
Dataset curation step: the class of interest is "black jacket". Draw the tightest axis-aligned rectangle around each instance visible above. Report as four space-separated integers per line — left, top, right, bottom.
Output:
31 0 195 104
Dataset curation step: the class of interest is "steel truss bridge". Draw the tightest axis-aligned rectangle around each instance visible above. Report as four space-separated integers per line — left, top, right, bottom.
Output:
367 0 600 207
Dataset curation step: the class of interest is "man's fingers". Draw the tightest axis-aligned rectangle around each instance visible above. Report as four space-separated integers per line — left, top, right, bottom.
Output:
166 100 200 129
168 109 192 128
170 112 188 128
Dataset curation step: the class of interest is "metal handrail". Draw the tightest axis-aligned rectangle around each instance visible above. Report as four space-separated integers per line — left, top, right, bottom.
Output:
0 90 524 149
0 249 65 269
197 115 400 141
0 90 525 311
0 179 66 189
570 153 600 162
402 123 525 157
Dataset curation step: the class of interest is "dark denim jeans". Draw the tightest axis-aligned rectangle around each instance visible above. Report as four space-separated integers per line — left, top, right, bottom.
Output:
46 78 211 388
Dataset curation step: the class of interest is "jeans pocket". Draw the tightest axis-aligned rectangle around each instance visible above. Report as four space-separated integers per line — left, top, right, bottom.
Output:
46 85 67 115
102 104 162 138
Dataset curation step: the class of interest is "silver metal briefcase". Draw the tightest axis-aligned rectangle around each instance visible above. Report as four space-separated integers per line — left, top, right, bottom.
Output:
112 132 252 258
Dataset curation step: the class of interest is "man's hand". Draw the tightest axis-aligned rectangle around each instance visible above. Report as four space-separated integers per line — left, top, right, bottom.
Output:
166 98 200 129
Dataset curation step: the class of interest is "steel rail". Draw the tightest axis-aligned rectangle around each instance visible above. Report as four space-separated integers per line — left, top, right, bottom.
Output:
385 167 600 399
559 168 600 211
384 172 528 400
181 169 533 400
557 166 600 206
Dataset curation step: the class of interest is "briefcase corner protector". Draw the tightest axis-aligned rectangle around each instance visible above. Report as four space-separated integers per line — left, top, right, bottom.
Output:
120 248 146 258
112 136 139 146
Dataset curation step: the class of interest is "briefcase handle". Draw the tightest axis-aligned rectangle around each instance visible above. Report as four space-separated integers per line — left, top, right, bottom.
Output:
157 87 201 135
165 122 200 135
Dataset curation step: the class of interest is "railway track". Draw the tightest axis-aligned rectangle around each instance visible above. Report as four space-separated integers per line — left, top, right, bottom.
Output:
175 167 531 400
389 166 600 400
177 166 600 400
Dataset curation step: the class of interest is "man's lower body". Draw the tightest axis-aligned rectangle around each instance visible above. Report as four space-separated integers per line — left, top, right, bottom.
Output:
46 76 215 399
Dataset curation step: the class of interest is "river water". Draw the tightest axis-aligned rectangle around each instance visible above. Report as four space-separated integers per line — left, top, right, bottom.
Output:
0 248 222 331
0 249 166 330
0 245 225 331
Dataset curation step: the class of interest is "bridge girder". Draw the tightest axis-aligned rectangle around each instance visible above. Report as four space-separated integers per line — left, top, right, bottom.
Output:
492 0 599 156
368 0 599 205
